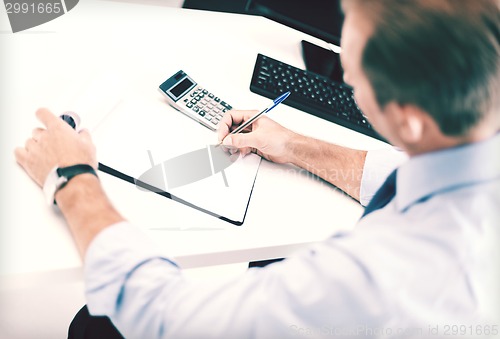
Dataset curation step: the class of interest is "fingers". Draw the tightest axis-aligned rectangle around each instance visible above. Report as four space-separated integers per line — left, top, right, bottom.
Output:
223 132 262 150
217 116 231 142
14 147 28 167
78 128 93 143
78 129 98 168
223 110 258 126
36 108 59 128
32 127 44 142
24 137 37 152
218 110 258 142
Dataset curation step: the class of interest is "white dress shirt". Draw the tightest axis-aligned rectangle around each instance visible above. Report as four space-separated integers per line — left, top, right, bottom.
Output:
84 134 500 338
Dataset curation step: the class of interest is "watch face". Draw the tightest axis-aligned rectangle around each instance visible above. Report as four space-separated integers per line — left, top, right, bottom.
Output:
43 166 67 205
55 176 69 189
43 164 95 205
43 167 59 205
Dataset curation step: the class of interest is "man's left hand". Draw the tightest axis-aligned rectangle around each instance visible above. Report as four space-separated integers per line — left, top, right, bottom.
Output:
14 108 98 188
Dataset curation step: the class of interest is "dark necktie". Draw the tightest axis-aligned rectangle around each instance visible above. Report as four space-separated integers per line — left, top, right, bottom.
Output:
361 169 398 218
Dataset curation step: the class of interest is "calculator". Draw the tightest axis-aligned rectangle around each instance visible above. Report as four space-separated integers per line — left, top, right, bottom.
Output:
158 70 233 131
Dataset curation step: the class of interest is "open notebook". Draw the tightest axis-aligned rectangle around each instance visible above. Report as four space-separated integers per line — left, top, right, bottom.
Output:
91 96 261 225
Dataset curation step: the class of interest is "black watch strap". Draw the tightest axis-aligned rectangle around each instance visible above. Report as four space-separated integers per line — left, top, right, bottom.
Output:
45 164 98 206
57 164 98 189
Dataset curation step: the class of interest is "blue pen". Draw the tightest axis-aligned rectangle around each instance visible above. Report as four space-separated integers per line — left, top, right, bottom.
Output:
229 91 290 135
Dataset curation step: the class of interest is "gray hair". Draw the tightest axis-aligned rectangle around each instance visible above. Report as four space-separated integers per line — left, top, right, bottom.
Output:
343 0 500 136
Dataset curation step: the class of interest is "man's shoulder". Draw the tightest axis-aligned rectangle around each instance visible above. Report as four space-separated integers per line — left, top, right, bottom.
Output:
423 178 500 226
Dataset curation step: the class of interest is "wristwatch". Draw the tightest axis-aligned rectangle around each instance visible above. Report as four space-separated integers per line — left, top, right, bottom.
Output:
43 164 98 205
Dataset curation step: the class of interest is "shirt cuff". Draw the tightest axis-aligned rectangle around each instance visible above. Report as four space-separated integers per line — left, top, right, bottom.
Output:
83 221 179 316
360 148 408 206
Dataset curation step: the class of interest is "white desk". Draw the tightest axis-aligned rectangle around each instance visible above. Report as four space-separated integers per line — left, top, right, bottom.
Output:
0 0 388 285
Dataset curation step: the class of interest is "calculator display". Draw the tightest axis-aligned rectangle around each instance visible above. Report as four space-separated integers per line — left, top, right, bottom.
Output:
170 77 194 99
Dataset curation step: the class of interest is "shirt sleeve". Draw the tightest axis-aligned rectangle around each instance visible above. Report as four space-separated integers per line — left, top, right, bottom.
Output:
84 222 389 339
359 148 408 206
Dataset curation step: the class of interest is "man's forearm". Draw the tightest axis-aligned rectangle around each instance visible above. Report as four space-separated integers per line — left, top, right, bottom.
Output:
287 134 367 201
55 174 125 257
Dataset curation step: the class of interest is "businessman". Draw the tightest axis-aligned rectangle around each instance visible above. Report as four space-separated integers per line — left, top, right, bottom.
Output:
15 0 499 338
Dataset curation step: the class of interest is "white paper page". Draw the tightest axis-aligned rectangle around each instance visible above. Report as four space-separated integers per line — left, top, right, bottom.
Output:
92 96 261 224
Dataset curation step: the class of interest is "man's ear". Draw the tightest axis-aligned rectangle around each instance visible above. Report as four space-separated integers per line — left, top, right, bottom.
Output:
391 104 425 145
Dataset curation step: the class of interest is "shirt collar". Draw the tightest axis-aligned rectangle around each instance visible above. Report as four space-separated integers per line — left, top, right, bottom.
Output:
395 133 500 212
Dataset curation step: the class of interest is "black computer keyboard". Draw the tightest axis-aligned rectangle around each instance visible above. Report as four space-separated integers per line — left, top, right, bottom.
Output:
250 53 385 142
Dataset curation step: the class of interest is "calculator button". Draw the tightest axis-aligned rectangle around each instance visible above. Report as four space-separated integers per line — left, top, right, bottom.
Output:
186 102 193 108
195 96 201 101
208 93 214 98
214 97 220 102
202 89 208 94
205 115 212 121
190 99 197 104
193 106 199 113
199 110 206 117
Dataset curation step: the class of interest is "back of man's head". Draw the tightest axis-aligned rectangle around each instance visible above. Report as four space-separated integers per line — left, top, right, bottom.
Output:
342 0 500 137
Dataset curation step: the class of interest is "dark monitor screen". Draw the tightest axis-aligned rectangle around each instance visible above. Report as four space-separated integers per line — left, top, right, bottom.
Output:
246 0 344 46
246 0 345 82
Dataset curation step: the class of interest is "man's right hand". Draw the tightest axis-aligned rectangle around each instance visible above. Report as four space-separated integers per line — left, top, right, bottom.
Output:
217 110 297 164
